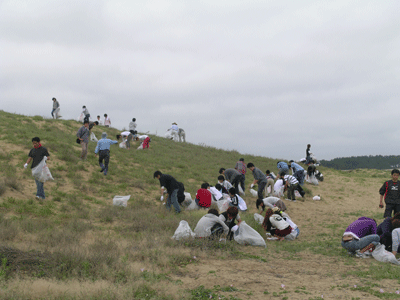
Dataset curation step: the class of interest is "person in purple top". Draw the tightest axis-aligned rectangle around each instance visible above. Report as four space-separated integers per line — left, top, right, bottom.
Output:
341 217 380 256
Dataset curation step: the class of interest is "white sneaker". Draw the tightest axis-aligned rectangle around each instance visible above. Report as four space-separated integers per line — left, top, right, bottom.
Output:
355 250 370 258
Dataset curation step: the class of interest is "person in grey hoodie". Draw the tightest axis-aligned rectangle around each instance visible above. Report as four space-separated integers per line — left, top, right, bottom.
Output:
194 209 229 238
51 98 60 119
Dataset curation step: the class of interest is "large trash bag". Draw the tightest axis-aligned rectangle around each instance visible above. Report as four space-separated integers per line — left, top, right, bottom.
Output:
186 199 199 210
90 132 98 142
254 213 264 225
31 157 54 183
113 195 131 207
172 220 196 240
78 113 84 122
54 107 61 118
181 192 192 207
238 185 245 196
234 221 266 247
306 175 319 185
372 244 400 265
249 189 258 197
217 199 230 213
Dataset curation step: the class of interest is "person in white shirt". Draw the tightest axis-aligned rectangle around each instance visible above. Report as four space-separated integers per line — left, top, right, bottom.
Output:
136 135 150 150
228 187 247 211
104 114 111 127
256 196 287 213
279 172 299 201
168 122 179 141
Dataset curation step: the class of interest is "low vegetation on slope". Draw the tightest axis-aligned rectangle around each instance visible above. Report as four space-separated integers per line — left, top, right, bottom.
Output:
0 110 399 300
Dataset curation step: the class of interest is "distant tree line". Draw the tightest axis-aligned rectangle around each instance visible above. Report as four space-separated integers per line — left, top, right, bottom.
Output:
320 155 400 170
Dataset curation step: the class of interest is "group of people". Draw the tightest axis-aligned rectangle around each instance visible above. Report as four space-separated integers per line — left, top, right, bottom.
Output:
80 106 111 127
341 169 400 258
25 112 400 259
153 157 306 241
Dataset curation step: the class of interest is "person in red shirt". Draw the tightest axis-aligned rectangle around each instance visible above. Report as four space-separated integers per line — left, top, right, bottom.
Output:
195 183 212 209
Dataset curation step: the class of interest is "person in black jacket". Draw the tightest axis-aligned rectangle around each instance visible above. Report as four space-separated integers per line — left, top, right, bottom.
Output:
379 169 400 217
219 206 241 240
154 171 181 213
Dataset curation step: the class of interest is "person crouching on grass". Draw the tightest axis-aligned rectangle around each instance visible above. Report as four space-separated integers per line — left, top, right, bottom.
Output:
194 209 229 239
262 208 299 241
219 206 242 240
24 137 50 200
341 217 380 258
194 183 212 209
94 132 118 176
228 187 247 211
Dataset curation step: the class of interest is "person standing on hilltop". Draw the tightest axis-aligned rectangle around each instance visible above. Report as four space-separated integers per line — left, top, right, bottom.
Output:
51 98 59 119
306 144 312 164
104 114 111 127
129 118 137 138
24 137 50 199
82 106 90 123
379 169 400 218
154 171 181 213
235 158 246 192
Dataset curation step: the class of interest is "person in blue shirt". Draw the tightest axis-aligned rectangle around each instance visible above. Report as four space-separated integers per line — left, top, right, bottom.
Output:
288 160 305 185
94 132 118 175
277 161 289 175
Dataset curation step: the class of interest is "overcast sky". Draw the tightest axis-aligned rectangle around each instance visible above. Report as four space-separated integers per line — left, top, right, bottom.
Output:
1 0 399 161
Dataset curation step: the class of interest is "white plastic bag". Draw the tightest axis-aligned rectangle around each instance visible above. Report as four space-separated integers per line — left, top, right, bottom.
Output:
372 244 400 265
313 195 321 201
90 132 98 142
249 188 258 197
217 199 230 213
307 175 319 185
113 195 131 207
274 179 285 197
254 213 264 225
164 131 172 139
238 185 245 196
234 221 266 247
54 107 61 118
181 192 192 207
78 113 84 122
31 157 54 183
172 220 196 240
119 141 126 148
186 200 199 210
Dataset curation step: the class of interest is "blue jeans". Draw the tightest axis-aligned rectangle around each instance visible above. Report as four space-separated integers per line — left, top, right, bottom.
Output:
35 178 45 199
166 189 181 213
294 170 305 186
341 234 380 253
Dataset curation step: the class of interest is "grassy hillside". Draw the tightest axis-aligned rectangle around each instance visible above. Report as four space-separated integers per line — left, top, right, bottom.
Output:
0 110 399 300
